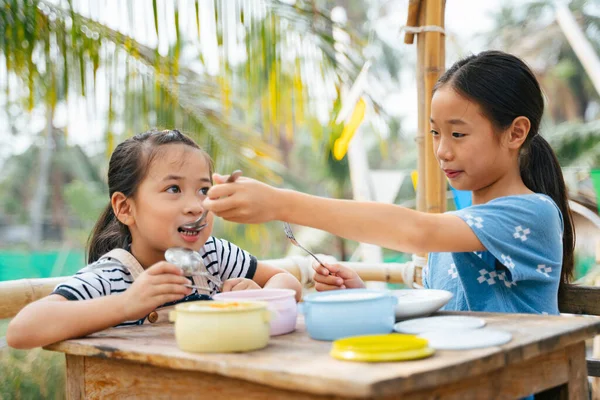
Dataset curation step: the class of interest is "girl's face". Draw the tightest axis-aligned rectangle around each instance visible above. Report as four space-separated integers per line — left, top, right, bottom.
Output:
127 144 213 264
430 86 514 193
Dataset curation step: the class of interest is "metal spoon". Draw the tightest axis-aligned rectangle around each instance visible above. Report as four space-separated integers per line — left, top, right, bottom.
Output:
180 170 243 230
165 247 224 289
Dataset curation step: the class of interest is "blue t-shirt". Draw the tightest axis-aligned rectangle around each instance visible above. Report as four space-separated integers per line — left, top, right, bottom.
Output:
423 194 563 315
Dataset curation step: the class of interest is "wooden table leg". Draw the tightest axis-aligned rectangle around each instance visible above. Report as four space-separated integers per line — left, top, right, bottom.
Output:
65 355 85 400
535 341 589 400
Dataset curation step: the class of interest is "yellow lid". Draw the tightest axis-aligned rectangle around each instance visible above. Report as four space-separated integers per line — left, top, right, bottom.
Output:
330 334 434 362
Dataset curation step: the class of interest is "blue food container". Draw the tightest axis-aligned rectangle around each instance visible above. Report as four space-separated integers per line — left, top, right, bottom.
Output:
300 289 397 341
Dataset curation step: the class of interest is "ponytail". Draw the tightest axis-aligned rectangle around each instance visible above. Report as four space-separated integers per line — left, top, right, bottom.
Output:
86 203 131 263
520 135 575 285
435 51 575 286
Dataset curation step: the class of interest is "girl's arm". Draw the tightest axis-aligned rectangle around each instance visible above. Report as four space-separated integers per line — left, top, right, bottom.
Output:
205 177 485 254
253 262 303 302
278 191 485 254
222 262 303 302
7 262 191 349
7 294 129 349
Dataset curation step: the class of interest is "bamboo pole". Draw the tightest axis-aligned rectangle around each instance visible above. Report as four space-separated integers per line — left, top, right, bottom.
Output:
437 1 447 210
404 0 446 285
423 0 446 215
264 258 410 285
555 4 600 97
415 4 427 216
0 277 66 319
0 260 414 319
404 0 423 44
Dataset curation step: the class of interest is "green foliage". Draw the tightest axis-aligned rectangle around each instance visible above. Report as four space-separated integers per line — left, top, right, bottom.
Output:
0 320 66 399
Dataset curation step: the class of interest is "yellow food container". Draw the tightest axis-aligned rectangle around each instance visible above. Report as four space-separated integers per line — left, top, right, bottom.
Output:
169 301 270 353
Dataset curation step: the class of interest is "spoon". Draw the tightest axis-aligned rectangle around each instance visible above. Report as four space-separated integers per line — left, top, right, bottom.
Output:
165 247 224 289
180 170 243 230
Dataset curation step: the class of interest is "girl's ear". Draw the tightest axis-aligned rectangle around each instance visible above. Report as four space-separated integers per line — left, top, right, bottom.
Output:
111 192 134 226
507 116 531 149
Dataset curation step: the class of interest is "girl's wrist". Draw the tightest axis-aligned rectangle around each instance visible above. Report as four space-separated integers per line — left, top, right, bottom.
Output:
115 293 132 322
271 188 287 221
273 188 291 221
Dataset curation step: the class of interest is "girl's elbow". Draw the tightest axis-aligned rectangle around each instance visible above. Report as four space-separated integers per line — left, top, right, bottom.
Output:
395 230 428 254
6 319 34 349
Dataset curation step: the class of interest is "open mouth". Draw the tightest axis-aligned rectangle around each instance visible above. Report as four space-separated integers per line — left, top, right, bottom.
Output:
177 224 207 236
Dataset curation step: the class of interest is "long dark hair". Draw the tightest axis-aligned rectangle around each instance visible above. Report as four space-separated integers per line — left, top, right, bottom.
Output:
434 50 575 285
87 129 213 263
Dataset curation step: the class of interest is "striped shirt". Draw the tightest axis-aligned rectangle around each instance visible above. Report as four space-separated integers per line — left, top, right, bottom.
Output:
52 237 257 326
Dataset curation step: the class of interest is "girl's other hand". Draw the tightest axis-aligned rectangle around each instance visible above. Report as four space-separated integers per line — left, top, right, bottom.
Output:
121 262 192 321
312 262 365 291
221 277 262 292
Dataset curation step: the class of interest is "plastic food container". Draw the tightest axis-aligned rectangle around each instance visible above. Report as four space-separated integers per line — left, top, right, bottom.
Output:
169 301 270 352
213 289 297 336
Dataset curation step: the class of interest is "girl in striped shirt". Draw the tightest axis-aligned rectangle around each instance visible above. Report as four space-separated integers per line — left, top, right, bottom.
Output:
7 129 301 349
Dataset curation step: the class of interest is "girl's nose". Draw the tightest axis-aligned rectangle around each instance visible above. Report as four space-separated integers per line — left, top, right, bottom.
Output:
184 197 205 215
436 139 453 162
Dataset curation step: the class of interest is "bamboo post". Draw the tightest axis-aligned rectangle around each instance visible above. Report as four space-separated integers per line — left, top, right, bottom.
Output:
0 277 66 319
264 258 410 286
404 0 446 285
415 3 427 216
0 259 415 319
423 0 446 215
404 0 446 215
555 3 600 97
404 0 422 45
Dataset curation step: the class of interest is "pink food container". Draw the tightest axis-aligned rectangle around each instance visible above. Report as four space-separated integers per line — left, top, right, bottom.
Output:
212 289 297 336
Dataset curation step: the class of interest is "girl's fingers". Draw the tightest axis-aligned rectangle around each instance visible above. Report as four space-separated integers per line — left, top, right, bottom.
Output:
149 274 190 286
335 267 360 281
152 284 192 296
230 281 249 291
315 282 346 292
312 262 343 279
155 293 189 305
212 173 227 184
313 273 344 287
222 278 244 292
205 183 238 201
147 262 183 276
215 212 247 223
312 264 331 276
203 196 240 216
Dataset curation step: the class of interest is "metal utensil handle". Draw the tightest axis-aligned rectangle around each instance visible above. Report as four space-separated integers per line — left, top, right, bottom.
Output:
226 170 242 182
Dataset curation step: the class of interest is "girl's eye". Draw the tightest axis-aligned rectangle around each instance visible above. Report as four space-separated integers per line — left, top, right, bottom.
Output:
166 185 181 194
199 187 210 196
430 130 439 136
452 132 465 138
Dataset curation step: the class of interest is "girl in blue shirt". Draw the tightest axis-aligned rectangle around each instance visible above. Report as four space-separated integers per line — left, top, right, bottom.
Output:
203 51 575 315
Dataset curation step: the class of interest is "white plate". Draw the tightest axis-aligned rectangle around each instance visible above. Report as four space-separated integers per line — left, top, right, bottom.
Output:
419 329 512 350
393 315 486 334
390 289 453 320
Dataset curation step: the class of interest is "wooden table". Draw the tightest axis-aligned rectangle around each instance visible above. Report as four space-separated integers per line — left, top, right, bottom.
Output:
45 312 600 399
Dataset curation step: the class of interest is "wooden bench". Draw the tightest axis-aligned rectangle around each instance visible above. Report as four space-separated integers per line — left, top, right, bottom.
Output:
559 285 600 378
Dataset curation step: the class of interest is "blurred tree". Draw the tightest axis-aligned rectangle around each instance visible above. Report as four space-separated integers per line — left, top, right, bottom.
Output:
486 0 600 123
0 0 375 253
